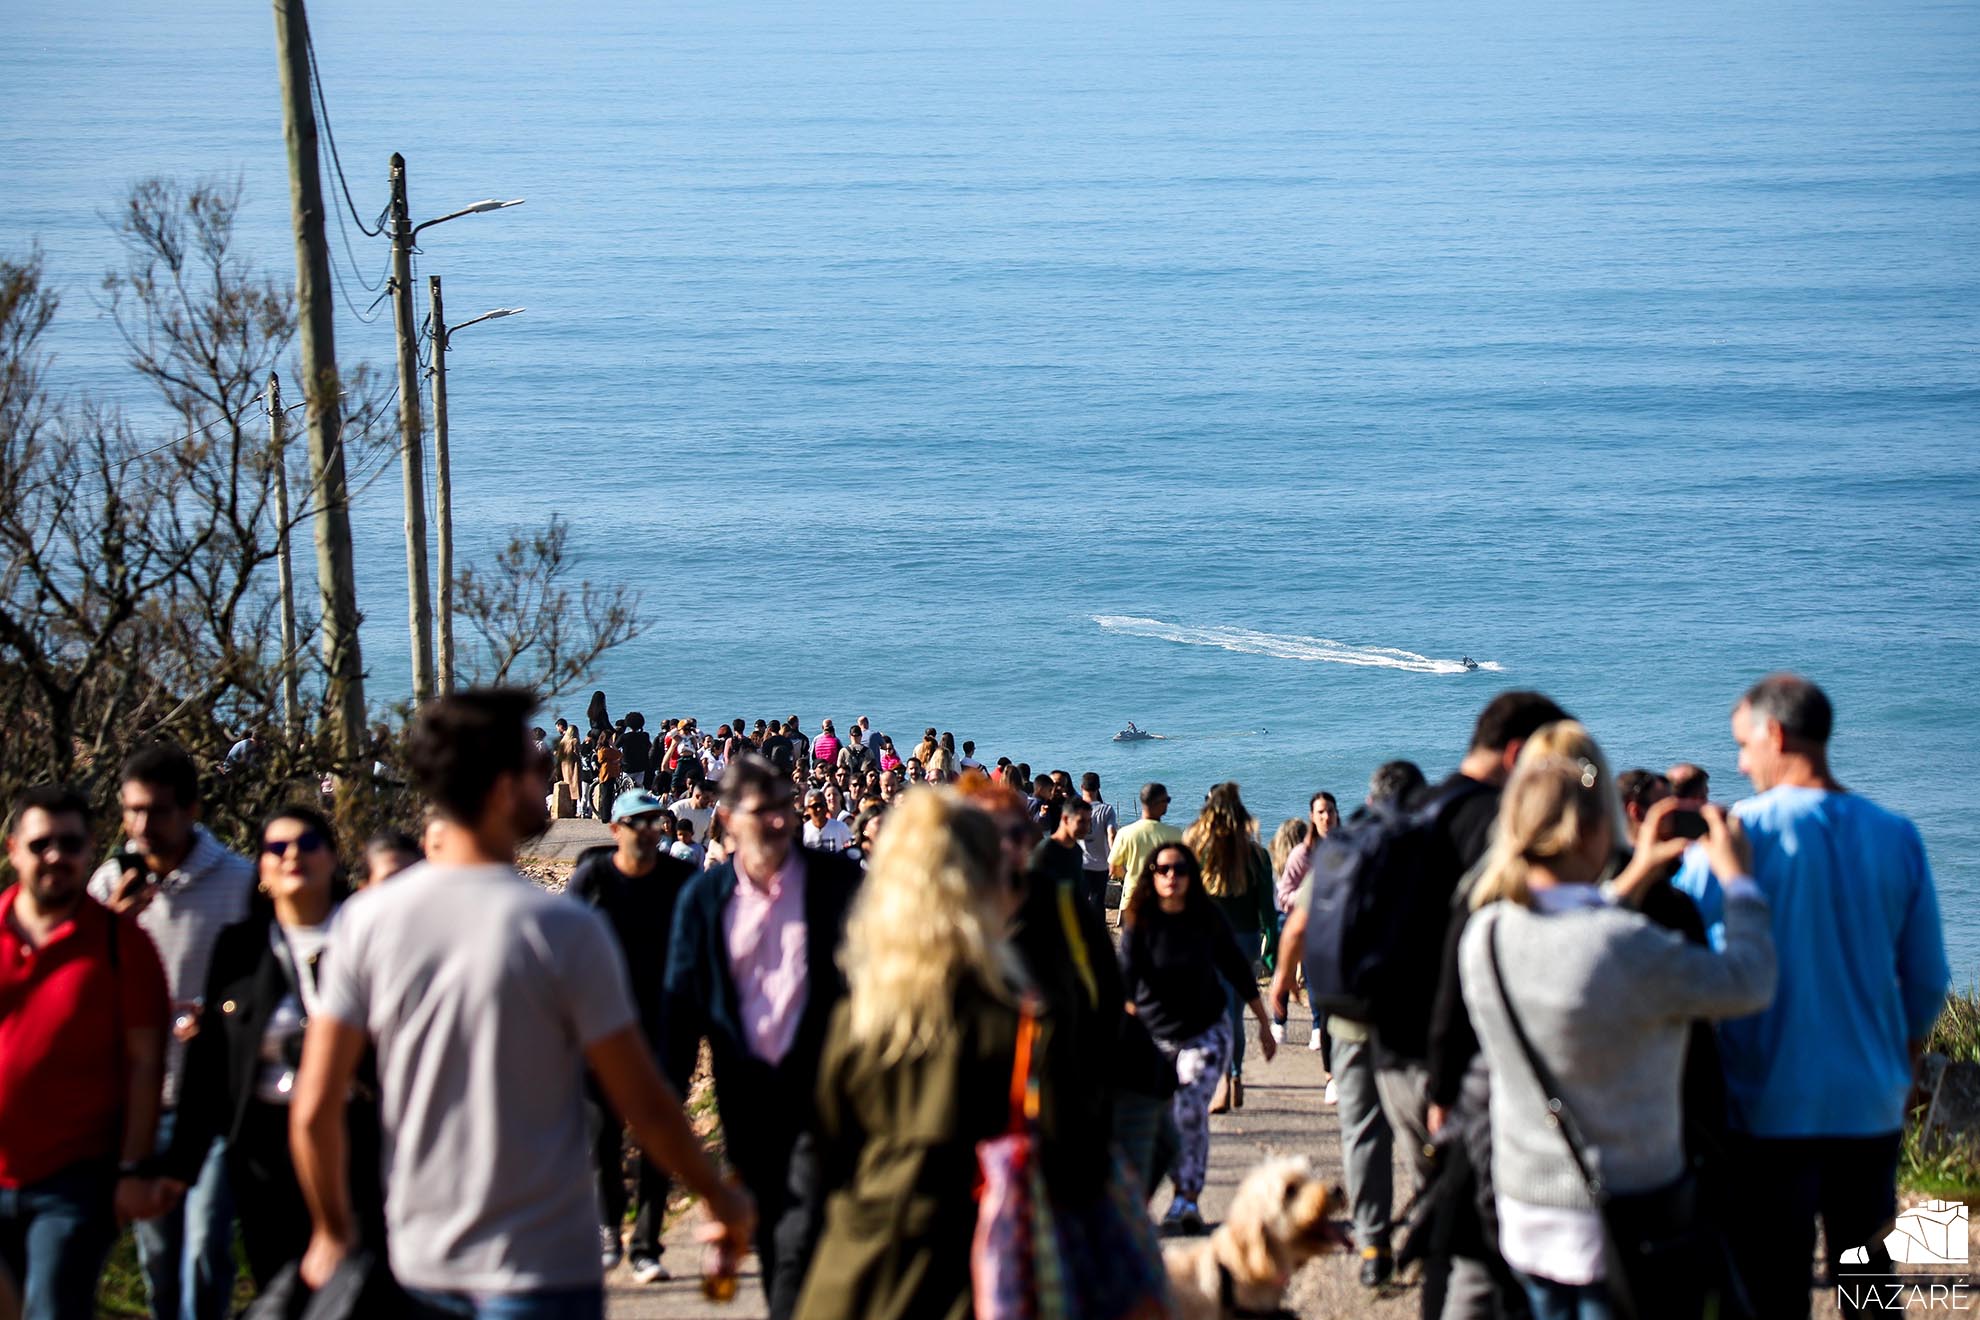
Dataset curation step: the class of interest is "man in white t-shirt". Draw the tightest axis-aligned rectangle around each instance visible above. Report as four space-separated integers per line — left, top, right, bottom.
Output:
669 782 717 841
290 689 752 1314
800 790 853 854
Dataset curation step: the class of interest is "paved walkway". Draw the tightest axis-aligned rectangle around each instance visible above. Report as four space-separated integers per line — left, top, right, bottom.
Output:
604 1000 1417 1318
597 1000 1896 1318
524 817 613 864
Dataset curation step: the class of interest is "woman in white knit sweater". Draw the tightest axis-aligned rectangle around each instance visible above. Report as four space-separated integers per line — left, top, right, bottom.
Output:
1459 728 1776 1320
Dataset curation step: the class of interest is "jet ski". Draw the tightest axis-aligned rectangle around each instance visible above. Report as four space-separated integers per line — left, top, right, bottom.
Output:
1112 722 1159 743
1460 657 1479 671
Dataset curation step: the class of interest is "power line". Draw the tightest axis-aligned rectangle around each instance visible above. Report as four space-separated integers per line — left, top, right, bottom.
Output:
303 24 385 239
325 160 387 295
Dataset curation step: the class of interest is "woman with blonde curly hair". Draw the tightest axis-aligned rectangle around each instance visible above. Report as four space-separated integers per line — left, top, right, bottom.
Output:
795 789 1088 1320
1181 782 1276 1110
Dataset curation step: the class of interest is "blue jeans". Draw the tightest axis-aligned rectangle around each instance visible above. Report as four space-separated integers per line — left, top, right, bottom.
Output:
132 1109 236 1320
1518 1272 1613 1320
408 1285 604 1320
0 1160 118 1320
1224 981 1245 1077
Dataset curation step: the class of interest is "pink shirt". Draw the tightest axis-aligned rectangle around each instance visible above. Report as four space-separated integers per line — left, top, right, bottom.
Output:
724 850 808 1065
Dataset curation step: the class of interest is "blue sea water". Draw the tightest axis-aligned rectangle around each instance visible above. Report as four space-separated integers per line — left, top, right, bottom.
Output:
4 0 1978 976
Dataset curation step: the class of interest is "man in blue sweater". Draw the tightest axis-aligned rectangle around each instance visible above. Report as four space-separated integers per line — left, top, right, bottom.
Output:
1675 674 1949 1319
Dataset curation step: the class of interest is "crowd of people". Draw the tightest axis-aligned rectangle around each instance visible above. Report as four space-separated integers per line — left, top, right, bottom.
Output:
0 673 1952 1320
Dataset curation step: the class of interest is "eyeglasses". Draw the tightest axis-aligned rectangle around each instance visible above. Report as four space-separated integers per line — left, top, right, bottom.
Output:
262 832 327 858
25 832 88 857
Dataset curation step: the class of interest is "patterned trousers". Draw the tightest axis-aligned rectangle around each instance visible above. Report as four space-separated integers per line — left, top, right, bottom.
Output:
1156 1017 1233 1199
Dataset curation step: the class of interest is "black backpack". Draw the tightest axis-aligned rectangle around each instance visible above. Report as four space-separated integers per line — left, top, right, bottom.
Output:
1302 779 1486 1020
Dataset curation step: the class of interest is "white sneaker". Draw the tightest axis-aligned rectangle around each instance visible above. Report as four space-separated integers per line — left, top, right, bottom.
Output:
629 1255 670 1284
1324 1078 1339 1105
1308 1029 1325 1052
1270 1020 1287 1044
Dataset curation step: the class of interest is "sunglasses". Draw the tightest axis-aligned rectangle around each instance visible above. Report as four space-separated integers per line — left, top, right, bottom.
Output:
262 831 327 858
620 815 667 831
1152 862 1194 876
25 832 89 857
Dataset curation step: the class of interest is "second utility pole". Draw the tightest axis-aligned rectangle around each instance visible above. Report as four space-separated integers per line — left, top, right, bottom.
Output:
388 152 435 705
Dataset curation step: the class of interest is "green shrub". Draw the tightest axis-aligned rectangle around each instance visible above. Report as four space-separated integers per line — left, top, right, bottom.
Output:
1926 986 1980 1063
1900 987 1980 1197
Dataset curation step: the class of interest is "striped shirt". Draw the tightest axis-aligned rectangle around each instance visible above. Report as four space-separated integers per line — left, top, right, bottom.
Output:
88 825 254 1106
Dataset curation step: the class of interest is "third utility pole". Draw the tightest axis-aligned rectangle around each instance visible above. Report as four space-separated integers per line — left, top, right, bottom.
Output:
427 275 455 695
388 152 435 704
266 374 302 736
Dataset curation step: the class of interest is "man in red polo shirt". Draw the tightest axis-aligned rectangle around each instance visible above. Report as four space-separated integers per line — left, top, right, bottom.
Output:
2 784 170 1317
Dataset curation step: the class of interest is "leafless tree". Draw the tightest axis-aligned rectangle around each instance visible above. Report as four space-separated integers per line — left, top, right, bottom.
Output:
3 179 642 850
453 515 644 704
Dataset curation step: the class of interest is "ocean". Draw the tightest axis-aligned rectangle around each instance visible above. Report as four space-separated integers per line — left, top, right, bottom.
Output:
4 0 1977 977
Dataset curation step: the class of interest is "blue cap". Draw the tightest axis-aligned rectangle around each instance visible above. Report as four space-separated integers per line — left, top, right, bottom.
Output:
610 789 667 824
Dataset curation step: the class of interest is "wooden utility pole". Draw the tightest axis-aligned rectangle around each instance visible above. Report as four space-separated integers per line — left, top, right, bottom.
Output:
388 152 435 704
273 0 367 766
427 275 455 694
267 374 302 735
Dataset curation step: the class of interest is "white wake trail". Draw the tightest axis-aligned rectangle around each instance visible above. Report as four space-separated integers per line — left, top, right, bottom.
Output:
1092 615 1503 675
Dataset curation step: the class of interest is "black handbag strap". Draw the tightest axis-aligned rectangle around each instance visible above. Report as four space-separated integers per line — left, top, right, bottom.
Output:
1484 915 1608 1204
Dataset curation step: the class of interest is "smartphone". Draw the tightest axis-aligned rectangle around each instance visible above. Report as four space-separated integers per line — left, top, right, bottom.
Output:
1665 808 1708 841
112 848 152 900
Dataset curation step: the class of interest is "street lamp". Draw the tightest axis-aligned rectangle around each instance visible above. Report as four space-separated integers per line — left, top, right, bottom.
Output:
413 197 526 239
427 275 525 693
445 305 526 345
386 151 525 704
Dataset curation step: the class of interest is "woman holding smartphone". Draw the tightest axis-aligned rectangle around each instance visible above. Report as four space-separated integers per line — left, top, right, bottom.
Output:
159 806 384 1286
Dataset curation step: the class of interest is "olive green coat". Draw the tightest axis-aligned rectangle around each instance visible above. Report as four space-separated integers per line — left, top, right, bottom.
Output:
792 976 1070 1320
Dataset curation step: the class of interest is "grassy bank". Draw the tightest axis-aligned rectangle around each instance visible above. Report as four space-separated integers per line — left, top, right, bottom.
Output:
1900 987 1980 1199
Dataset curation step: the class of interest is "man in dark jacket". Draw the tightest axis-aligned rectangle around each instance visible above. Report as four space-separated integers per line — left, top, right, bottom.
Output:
617 714 653 790
661 756 861 1320
569 788 695 1283
1393 691 1566 1320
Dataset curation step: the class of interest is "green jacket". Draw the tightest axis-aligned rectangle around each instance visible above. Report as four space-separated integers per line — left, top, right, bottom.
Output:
1210 842 1277 968
794 976 1075 1320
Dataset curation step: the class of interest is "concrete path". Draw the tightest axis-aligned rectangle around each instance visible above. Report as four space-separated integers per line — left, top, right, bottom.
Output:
523 817 613 865
598 997 1889 1318
604 1000 1418 1318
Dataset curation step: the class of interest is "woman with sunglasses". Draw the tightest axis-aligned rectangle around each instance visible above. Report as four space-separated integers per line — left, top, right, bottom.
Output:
159 806 384 1288
1119 842 1277 1234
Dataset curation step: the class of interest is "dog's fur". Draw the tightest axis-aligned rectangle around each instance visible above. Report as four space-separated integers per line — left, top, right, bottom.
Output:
1162 1156 1348 1320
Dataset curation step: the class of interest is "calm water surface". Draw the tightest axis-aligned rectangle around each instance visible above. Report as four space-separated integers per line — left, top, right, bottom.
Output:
4 0 1977 974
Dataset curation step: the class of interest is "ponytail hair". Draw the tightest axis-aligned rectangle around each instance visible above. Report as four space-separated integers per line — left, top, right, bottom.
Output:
1470 720 1621 911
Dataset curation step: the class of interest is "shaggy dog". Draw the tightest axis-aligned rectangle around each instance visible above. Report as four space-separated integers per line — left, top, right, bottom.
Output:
1162 1156 1348 1320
